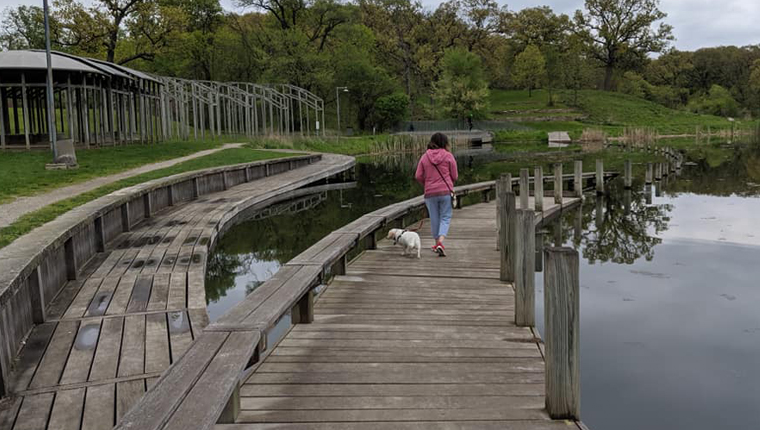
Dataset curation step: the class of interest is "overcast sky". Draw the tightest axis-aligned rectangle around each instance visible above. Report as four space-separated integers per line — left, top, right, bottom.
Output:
1 0 758 52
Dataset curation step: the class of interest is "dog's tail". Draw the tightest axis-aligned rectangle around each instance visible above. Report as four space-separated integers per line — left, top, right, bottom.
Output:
405 219 425 232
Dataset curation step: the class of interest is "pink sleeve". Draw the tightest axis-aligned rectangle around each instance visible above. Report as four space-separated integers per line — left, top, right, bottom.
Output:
449 154 458 182
415 155 426 184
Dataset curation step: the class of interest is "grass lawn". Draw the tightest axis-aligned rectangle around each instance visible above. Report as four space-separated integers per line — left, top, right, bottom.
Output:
250 135 394 156
0 146 294 249
0 139 245 204
486 89 742 141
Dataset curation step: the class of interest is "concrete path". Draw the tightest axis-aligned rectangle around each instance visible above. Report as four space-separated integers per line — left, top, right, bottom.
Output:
0 143 243 229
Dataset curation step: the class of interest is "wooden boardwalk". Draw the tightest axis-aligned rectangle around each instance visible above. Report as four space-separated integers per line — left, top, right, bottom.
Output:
0 154 354 430
222 198 583 429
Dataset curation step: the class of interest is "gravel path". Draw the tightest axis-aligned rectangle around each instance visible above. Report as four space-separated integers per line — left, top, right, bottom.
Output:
0 143 243 228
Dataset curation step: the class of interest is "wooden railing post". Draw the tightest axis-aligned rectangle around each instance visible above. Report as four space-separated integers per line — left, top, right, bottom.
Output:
624 159 632 189
544 247 580 420
291 289 315 324
646 162 653 184
553 163 562 205
655 163 662 181
519 168 529 210
573 160 582 197
595 159 604 194
514 209 535 327
499 188 516 283
534 167 543 212
496 173 511 251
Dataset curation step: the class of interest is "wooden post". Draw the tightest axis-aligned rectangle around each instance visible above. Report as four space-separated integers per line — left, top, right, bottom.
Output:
28 266 46 323
595 159 604 194
143 193 153 218
218 381 241 424
291 289 315 324
624 159 632 189
0 80 6 149
83 76 90 148
21 73 31 149
514 209 535 327
535 231 544 272
499 190 516 283
496 174 511 251
94 216 106 252
663 161 669 176
534 166 543 212
553 163 563 205
655 163 662 181
544 247 580 420
573 160 582 197
64 238 78 281
519 168 529 209
121 202 131 232
645 163 653 184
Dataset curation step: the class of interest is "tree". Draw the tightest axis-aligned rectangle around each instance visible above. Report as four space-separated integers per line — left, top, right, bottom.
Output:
750 60 760 114
561 37 593 105
504 6 571 52
573 0 673 91
434 48 489 120
687 85 739 118
0 6 59 50
373 93 409 130
511 45 546 97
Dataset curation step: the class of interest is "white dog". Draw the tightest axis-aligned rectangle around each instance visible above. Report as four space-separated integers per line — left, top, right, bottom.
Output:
387 228 421 258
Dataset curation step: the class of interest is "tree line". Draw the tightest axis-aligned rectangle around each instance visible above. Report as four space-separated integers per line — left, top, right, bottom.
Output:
2 0 758 131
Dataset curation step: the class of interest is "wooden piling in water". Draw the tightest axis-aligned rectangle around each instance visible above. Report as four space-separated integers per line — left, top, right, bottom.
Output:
646 163 653 184
544 247 580 420
499 188 516 283
515 209 535 327
595 159 604 194
534 167 544 212
553 163 563 204
520 168 529 210
624 159 632 189
655 163 662 181
573 161 582 197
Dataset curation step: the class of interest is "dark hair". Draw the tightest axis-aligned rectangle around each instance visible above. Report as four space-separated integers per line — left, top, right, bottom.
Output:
428 132 449 150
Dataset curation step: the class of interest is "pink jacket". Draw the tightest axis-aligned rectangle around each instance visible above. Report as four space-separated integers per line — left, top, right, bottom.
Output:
415 149 458 197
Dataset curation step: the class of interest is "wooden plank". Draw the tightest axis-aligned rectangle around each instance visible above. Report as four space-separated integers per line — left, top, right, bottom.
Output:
247 371 543 385
29 320 78 389
0 397 21 430
47 387 85 430
12 392 54 430
106 275 136 315
85 318 122 384
60 319 102 384
217 422 569 430
81 384 115 430
147 273 171 311
116 379 146 422
85 277 120 317
114 332 229 430
8 322 56 392
168 311 193 360
145 313 171 373
235 407 548 423
167 272 187 310
63 277 104 319
163 331 259 430
239 395 543 410
127 274 154 313
187 270 206 309
118 315 145 377
239 383 544 397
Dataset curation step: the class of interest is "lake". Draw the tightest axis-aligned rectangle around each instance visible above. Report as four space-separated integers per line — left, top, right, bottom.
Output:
206 142 760 430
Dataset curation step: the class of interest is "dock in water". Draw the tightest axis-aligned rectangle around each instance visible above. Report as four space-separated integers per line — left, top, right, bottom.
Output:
228 197 583 429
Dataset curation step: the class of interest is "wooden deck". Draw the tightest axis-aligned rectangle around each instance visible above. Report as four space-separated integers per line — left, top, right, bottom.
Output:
222 198 583 429
0 154 354 430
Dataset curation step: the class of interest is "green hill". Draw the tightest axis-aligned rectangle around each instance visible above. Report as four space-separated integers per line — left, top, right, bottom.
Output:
488 89 739 140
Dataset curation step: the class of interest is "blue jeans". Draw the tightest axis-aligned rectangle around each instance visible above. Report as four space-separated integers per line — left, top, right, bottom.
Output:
425 195 452 241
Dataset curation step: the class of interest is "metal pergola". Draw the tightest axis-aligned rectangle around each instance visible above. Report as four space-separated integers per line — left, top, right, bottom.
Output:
0 50 325 150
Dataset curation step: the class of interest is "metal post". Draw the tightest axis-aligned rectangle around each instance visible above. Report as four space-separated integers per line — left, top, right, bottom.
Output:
44 0 58 158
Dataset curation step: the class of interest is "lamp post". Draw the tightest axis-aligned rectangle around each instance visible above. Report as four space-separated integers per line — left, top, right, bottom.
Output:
43 0 58 160
335 86 348 142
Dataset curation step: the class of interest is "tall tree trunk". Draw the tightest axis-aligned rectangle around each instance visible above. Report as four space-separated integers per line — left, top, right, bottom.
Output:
604 65 614 91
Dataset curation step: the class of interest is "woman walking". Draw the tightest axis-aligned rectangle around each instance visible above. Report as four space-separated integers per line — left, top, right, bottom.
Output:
415 132 458 257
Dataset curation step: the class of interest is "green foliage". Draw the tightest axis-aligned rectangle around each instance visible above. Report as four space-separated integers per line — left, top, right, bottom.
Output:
373 93 409 130
574 0 674 90
434 48 490 120
511 45 547 97
687 85 740 118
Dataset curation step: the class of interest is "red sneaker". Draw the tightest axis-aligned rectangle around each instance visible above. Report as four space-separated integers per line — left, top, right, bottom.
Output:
435 243 446 257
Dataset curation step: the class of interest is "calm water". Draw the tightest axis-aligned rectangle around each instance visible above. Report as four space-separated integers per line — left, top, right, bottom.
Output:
206 143 760 429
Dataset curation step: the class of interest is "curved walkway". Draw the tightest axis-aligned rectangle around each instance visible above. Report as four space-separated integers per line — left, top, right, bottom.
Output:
0 153 353 430
0 143 244 229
